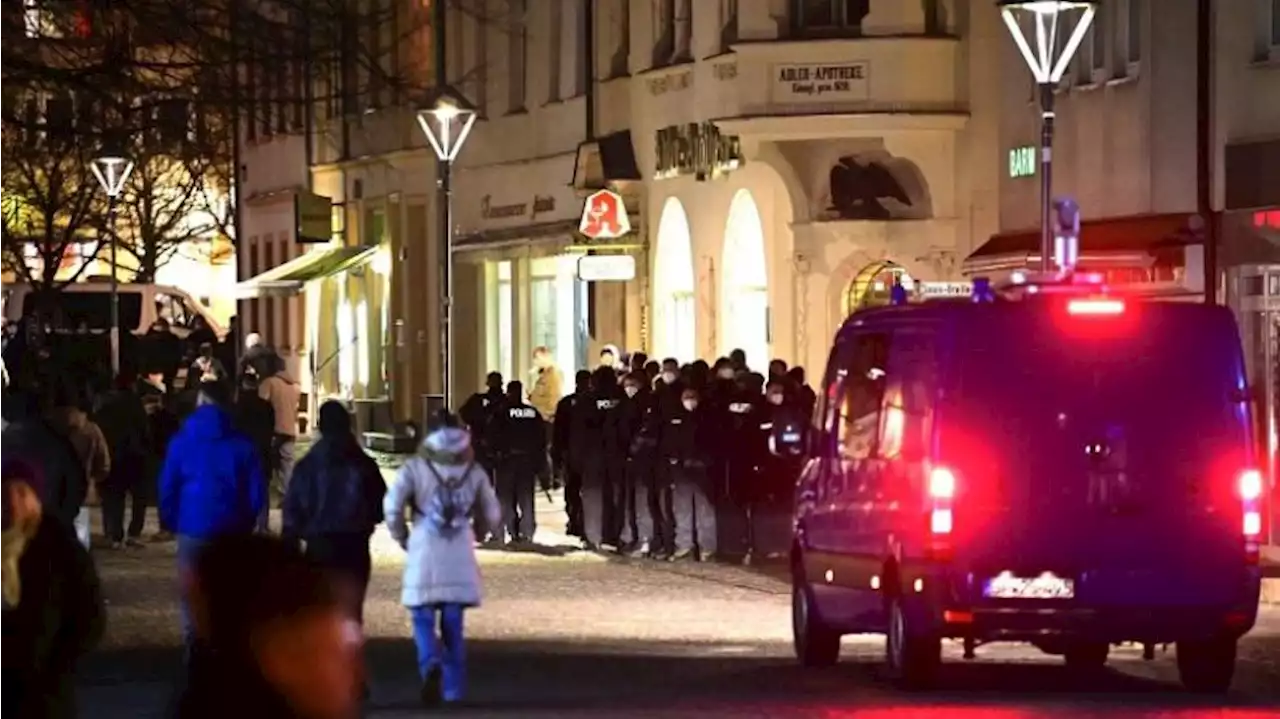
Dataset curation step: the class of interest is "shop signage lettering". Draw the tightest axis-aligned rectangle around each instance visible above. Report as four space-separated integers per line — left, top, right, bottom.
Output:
654 122 743 181
480 194 557 221
647 70 692 97
1009 146 1036 179
712 62 737 81
773 62 870 102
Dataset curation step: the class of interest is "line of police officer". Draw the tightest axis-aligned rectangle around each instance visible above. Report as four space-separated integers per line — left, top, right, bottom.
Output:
461 351 815 561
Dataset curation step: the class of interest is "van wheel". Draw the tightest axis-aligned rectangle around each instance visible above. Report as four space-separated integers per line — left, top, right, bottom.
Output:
884 594 941 690
1063 642 1109 673
1176 638 1236 694
792 577 840 667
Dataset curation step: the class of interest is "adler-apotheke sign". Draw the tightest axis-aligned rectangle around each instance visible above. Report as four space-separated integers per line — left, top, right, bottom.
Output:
772 62 870 103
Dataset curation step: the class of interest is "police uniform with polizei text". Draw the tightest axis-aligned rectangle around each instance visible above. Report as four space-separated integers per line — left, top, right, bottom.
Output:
492 382 547 544
459 384 507 476
658 393 717 560
582 367 626 549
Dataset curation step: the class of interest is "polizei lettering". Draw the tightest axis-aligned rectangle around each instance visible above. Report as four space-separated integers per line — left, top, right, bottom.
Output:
596 399 619 411
509 407 537 419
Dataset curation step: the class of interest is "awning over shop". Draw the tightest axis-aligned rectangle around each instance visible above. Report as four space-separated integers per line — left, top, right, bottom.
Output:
572 130 641 190
234 245 379 299
964 213 1196 273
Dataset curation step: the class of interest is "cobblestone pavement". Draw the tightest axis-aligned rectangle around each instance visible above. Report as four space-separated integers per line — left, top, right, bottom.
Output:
79 491 1280 718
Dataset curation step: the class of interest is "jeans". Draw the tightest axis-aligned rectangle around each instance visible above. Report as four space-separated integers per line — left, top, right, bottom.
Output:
271 434 296 495
102 484 148 543
619 460 654 547
177 535 211 653
496 464 536 541
410 604 467 702
672 466 716 555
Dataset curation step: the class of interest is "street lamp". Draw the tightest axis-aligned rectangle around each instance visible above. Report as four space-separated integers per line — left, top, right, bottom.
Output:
90 147 135 377
416 86 477 410
998 0 1097 273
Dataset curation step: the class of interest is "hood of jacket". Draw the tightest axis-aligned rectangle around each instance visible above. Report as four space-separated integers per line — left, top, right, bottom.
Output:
419 426 472 465
182 404 236 441
48 406 88 432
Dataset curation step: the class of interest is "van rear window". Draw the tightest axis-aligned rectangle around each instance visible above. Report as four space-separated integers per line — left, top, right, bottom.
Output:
947 305 1249 470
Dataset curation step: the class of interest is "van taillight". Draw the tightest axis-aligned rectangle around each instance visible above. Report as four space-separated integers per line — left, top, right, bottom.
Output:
927 467 955 560
1238 469 1264 563
1067 298 1125 315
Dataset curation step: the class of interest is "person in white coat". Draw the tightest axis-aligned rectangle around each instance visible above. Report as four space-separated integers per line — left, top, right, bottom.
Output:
384 411 501 707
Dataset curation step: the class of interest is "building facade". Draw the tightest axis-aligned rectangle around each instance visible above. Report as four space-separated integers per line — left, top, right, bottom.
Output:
630 0 1002 377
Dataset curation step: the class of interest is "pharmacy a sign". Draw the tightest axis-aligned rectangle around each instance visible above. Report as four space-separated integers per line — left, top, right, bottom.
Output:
1009 146 1036 179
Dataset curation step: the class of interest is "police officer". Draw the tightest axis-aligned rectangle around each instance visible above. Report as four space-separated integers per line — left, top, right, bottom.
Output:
492 380 546 546
725 373 768 564
659 387 716 561
459 372 507 478
552 370 592 538
582 366 624 550
614 372 653 556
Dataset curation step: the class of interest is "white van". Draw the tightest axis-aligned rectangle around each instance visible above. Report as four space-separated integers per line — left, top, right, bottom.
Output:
2 280 226 341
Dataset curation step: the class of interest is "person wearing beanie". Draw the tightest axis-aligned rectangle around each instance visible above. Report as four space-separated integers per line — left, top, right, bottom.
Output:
384 412 500 707
2 458 105 718
282 401 385 631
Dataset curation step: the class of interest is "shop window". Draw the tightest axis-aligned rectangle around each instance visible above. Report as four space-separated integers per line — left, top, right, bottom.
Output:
497 265 514 382
530 275 558 366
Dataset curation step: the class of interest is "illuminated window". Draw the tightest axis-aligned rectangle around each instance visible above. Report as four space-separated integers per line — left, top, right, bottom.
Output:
355 300 369 389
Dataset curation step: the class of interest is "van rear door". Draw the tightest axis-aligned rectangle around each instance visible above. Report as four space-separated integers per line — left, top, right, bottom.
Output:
940 301 1253 608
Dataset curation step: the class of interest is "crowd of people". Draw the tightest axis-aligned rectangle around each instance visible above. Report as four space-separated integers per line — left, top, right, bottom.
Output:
462 346 816 563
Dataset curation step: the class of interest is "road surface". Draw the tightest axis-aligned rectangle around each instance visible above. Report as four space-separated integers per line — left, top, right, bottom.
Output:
80 505 1280 718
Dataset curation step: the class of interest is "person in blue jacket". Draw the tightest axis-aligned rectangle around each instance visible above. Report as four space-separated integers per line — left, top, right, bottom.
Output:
158 380 266 659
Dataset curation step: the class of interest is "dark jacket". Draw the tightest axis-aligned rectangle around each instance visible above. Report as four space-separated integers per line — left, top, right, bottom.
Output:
658 405 713 470
281 435 386 540
140 328 183 376
458 389 506 464
159 404 267 539
93 388 151 490
0 422 87 528
2 515 105 719
233 394 275 462
237 345 278 385
493 400 547 471
551 392 588 473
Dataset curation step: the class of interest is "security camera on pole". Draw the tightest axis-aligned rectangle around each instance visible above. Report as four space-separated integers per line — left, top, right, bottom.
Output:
998 1 1097 273
90 148 136 377
416 87 477 410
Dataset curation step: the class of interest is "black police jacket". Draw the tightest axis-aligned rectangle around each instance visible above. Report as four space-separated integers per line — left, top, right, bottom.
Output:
494 401 546 466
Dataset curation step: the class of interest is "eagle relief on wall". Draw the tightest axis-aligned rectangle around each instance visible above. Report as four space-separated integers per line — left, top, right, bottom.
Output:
827 156 914 221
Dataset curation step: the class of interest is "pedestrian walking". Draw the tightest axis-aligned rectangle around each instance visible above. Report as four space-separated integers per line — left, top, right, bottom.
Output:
384 411 501 708
551 370 592 538
258 354 300 502
2 457 105 719
158 380 267 660
233 374 275 533
94 372 152 548
47 382 111 549
282 400 385 626
172 533 363 719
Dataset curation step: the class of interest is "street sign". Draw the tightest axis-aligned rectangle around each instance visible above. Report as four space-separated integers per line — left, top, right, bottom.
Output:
917 281 973 299
578 189 630 240
577 254 636 282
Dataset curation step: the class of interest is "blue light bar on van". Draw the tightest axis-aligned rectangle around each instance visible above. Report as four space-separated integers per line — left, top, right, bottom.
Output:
971 277 994 303
890 284 909 305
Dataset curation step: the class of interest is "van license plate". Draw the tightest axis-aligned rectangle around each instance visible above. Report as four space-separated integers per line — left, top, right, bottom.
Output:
983 571 1075 600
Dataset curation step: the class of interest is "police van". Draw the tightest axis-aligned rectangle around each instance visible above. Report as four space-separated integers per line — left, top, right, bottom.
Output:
782 274 1264 692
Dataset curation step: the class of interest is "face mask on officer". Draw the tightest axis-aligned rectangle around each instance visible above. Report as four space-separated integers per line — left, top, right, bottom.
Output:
624 384 639 398
682 396 698 411
661 371 677 384
717 367 735 380
767 393 785 406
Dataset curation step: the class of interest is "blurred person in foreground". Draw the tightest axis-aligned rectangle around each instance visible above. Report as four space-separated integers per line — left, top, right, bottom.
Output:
46 382 111 549
94 372 153 549
0 389 87 531
159 380 267 659
173 534 363 719
283 400 386 627
2 458 105 719
385 411 501 707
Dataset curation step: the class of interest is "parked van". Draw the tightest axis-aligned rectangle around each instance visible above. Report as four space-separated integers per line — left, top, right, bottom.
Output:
2 280 226 340
783 277 1262 693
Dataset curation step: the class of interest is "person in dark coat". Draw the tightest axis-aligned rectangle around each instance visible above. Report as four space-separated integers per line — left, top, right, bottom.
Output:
2 458 105 719
659 387 717 562
551 370 592 538
490 381 547 546
234 374 276 532
458 372 507 479
94 372 153 547
139 319 184 395
0 390 87 530
582 366 625 550
172 534 363 719
787 366 817 419
282 401 385 626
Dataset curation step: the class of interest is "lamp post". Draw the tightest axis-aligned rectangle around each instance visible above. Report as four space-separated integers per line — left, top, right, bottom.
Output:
998 1 1097 273
90 150 135 377
416 88 477 410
